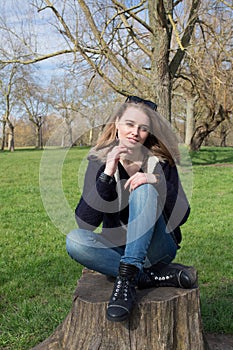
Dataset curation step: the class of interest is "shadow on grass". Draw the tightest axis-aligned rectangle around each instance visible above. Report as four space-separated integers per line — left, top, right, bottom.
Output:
190 147 233 166
0 146 91 153
4 146 232 166
0 147 42 153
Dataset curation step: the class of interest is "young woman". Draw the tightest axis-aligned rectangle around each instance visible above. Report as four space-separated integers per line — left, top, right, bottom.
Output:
66 96 195 322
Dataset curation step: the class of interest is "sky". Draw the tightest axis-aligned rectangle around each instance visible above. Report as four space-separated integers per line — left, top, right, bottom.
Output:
0 0 68 83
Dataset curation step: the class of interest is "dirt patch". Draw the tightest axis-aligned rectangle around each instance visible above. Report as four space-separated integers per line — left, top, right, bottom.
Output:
206 333 233 350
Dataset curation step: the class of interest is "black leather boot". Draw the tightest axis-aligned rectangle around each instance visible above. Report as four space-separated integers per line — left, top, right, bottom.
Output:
106 262 139 322
138 263 197 289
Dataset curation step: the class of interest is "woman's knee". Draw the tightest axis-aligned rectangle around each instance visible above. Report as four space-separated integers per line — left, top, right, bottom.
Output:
66 229 89 258
66 229 81 247
129 184 158 207
66 228 108 256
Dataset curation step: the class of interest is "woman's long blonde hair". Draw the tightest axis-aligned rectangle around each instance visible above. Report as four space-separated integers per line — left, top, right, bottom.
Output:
91 103 180 166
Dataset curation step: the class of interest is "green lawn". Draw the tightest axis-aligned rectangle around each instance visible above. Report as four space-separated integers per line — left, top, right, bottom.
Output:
0 146 233 350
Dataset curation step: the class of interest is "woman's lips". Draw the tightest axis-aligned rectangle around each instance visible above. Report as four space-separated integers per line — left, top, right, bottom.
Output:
127 137 139 144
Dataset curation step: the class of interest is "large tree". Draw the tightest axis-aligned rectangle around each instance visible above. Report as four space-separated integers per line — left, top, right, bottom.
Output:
0 0 201 121
0 64 22 151
19 88 48 149
1 1 232 149
173 0 233 150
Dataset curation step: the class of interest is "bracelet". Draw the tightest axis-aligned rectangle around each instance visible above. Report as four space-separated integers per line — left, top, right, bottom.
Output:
99 172 114 184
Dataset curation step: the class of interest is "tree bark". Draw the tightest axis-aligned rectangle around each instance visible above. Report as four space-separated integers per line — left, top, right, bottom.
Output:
31 268 209 350
190 105 227 151
219 124 229 147
148 0 172 121
65 117 73 147
36 124 43 149
1 119 6 151
7 123 15 152
185 97 196 146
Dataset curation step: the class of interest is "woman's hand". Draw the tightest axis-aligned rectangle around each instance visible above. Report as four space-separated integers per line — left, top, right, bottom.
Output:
124 172 159 192
104 145 131 177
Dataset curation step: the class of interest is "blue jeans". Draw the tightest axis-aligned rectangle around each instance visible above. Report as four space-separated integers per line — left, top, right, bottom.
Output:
66 184 177 277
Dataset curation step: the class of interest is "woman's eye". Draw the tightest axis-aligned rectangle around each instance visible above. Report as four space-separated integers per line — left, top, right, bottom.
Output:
126 122 134 127
140 126 149 132
124 122 149 132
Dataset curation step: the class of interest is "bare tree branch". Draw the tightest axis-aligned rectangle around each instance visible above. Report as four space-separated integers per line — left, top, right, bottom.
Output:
41 0 76 43
111 0 153 33
0 50 74 64
218 0 233 9
77 0 140 89
117 9 152 58
170 0 201 77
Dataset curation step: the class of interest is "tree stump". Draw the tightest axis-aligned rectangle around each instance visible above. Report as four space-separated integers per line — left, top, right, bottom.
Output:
32 267 210 350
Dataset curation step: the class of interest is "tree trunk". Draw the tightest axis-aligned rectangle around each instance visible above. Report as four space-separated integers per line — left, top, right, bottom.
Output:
89 128 93 146
1 120 6 151
36 124 43 149
148 0 172 122
219 124 228 147
185 97 196 146
65 118 73 147
31 268 209 350
220 134 227 147
7 123 15 152
190 104 227 151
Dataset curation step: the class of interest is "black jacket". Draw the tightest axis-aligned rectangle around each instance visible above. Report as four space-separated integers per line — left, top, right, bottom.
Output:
75 157 190 247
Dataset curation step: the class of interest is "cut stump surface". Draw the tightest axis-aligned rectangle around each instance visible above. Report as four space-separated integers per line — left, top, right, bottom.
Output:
32 267 209 350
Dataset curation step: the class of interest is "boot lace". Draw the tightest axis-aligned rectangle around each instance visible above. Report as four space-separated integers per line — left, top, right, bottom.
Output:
112 277 130 302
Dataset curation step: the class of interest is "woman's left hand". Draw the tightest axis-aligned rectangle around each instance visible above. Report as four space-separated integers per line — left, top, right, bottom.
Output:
124 172 158 192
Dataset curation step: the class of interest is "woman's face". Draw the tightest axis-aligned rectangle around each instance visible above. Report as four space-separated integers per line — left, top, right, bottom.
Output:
116 106 150 149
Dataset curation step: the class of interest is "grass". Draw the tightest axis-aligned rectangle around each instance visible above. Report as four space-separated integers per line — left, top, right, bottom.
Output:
0 146 233 349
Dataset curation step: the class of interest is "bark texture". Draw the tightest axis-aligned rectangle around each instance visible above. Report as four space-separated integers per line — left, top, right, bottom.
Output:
32 268 209 350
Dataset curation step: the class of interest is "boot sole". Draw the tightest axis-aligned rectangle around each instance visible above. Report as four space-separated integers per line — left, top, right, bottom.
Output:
106 312 129 322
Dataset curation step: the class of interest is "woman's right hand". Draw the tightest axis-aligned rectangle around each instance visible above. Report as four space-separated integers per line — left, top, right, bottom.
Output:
104 145 130 176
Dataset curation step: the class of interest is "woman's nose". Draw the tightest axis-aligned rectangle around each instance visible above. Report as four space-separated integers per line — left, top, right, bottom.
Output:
131 126 139 135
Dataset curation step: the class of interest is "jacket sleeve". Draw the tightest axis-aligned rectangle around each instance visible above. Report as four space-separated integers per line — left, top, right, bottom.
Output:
157 161 190 231
75 159 118 230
